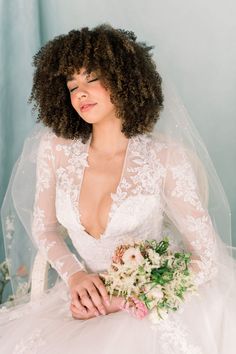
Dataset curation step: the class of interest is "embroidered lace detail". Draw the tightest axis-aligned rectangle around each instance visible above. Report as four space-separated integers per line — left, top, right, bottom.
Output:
32 133 86 285
163 144 218 286
31 131 218 288
157 317 203 354
35 133 55 201
13 329 46 354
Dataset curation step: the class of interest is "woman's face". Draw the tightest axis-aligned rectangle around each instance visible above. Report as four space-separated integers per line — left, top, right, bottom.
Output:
66 67 116 124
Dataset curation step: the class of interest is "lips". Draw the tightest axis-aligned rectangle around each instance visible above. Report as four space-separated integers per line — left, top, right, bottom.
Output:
80 103 97 112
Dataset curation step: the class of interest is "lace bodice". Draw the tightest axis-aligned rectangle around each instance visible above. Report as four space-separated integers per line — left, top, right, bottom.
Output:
32 131 218 287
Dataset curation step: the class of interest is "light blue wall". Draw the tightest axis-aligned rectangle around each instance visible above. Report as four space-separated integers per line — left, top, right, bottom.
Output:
0 0 41 262
1 0 236 268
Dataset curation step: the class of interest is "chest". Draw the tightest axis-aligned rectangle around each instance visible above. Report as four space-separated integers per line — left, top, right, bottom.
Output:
78 151 127 237
55 135 166 239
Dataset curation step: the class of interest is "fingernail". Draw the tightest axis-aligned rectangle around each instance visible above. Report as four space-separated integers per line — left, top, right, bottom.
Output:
95 311 100 317
101 309 106 316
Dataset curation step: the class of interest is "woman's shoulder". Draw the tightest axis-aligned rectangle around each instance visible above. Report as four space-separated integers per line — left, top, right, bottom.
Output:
141 132 179 155
39 128 72 146
33 127 87 166
146 132 205 175
38 127 85 153
141 131 191 167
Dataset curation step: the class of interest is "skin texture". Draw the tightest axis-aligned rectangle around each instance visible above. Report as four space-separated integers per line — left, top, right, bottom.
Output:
67 70 117 126
68 271 125 319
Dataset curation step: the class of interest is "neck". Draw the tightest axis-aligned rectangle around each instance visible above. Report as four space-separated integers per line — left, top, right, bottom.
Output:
90 118 129 155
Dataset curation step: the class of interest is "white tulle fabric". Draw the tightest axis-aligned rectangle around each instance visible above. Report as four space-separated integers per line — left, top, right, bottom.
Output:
0 129 235 354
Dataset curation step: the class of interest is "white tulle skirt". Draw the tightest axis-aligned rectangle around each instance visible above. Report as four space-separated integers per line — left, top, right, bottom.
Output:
0 273 235 354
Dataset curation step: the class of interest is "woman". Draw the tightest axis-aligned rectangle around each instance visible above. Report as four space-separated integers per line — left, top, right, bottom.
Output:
0 23 235 353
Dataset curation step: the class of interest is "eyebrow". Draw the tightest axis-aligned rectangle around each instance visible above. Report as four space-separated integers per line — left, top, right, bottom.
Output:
66 70 89 82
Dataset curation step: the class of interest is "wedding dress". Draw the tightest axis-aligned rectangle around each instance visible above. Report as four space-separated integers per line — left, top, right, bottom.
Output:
0 129 235 354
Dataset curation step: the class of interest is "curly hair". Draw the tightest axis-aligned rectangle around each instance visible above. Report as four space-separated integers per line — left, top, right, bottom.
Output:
29 23 164 142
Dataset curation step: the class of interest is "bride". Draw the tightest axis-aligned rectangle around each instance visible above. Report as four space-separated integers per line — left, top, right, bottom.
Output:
0 23 235 353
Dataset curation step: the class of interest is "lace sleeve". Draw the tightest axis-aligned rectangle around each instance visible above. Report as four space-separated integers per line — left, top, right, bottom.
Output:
31 133 86 286
162 144 218 287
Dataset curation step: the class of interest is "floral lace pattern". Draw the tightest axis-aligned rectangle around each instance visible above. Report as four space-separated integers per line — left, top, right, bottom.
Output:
13 329 46 354
163 145 217 285
31 131 218 288
157 317 203 354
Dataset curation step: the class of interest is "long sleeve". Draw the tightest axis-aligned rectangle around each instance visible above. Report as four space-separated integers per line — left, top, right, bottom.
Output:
31 133 86 286
162 144 218 287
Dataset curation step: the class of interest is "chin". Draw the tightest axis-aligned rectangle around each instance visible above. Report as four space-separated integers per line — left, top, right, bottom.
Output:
81 117 101 124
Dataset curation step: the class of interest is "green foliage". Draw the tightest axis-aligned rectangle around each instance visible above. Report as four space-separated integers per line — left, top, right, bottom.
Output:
151 265 174 285
154 237 170 255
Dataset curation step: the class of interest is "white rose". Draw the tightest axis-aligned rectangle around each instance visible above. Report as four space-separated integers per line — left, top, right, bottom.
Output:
122 247 144 267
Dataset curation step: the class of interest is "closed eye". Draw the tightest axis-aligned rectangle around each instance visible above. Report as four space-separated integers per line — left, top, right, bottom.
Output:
68 77 99 93
69 86 78 93
88 78 98 83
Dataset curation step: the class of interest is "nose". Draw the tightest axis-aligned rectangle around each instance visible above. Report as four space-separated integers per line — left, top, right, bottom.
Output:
76 89 88 100
76 86 88 99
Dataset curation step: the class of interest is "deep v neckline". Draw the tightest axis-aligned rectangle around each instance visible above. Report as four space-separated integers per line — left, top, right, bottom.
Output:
77 135 131 241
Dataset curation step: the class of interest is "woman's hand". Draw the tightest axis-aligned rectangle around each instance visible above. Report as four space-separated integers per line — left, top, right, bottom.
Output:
68 270 111 318
70 293 126 320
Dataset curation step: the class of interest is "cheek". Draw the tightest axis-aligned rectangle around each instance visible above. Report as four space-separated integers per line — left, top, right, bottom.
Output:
70 95 78 111
96 83 111 99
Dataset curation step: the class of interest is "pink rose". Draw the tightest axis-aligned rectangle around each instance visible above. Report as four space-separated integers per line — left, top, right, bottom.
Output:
119 296 149 320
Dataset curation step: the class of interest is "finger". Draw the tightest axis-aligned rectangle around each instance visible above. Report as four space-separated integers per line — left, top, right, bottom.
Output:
71 310 87 320
71 291 87 313
79 289 100 316
94 278 111 306
87 285 107 315
70 303 86 319
70 303 97 320
71 309 97 321
70 302 87 316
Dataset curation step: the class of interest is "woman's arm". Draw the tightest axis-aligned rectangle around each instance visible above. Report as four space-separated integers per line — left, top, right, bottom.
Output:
162 144 218 287
32 133 86 285
32 133 112 318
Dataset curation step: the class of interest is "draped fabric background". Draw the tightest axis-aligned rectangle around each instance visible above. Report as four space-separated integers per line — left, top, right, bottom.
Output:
0 0 235 302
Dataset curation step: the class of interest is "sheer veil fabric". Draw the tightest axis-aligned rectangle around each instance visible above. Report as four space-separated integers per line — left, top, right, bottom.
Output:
0 78 235 327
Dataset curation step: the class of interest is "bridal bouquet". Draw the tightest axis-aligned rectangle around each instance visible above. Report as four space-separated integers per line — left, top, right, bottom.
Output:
100 238 196 323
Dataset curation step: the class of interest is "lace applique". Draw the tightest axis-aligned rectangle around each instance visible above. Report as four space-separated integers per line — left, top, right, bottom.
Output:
32 131 218 287
128 135 166 196
109 178 131 218
56 140 89 177
109 135 165 216
157 317 203 354
13 329 46 354
35 134 55 200
32 206 46 234
164 144 218 286
55 139 89 226
32 133 86 284
56 167 74 194
169 151 203 211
